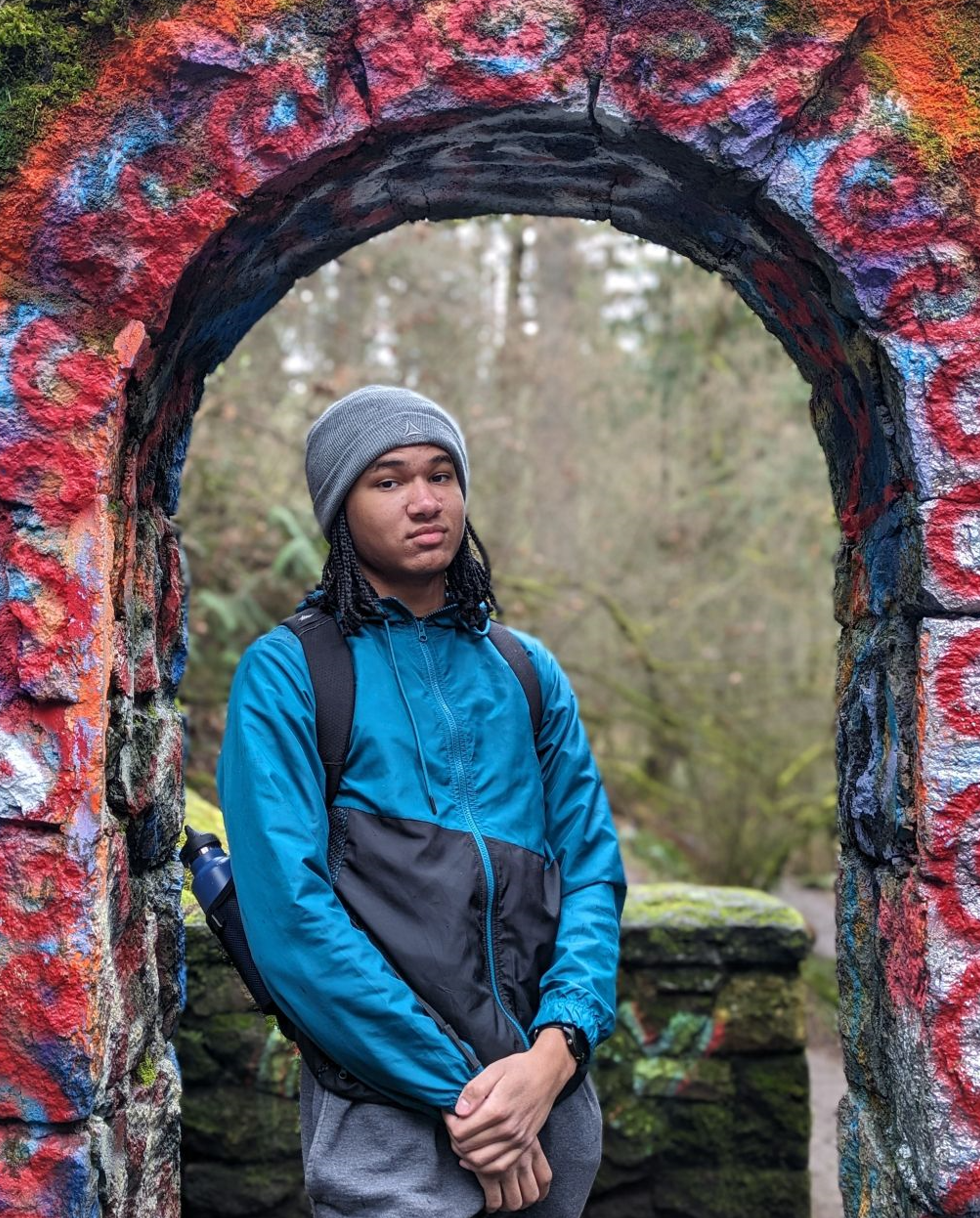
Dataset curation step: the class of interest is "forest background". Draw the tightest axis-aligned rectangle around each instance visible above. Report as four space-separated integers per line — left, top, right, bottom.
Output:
178 215 841 892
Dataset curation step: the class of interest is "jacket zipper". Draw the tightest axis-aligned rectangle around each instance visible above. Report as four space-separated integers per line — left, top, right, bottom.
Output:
414 617 531 1050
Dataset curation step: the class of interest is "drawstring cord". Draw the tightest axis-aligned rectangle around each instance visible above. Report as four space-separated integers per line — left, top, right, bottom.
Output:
383 618 440 818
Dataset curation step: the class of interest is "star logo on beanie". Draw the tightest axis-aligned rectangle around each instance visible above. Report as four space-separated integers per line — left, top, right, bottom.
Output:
403 418 423 438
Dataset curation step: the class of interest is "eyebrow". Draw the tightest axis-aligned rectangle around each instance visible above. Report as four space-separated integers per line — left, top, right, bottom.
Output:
368 454 453 472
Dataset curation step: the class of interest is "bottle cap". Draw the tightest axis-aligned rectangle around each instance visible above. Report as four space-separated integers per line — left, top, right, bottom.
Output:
179 825 223 866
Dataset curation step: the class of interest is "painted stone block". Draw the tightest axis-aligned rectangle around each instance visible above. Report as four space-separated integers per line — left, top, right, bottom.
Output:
711 972 807 1055
650 1167 809 1218
0 824 105 1123
0 1122 97 1218
835 618 918 863
91 1050 182 1218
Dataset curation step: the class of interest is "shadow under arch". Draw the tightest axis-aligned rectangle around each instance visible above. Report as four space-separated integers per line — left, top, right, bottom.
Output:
1 6 979 1217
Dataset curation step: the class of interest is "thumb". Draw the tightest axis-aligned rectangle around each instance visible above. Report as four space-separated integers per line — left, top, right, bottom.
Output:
455 1067 496 1116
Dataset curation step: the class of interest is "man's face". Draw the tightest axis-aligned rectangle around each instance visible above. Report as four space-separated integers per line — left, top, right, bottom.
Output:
344 444 466 596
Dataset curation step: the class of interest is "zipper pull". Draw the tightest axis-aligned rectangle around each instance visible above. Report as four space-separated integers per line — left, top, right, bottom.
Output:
417 621 428 643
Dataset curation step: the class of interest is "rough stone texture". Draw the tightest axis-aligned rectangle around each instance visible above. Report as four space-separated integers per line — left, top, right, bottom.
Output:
1 2 980 1214
620 884 812 969
592 883 811 1216
178 876 811 1218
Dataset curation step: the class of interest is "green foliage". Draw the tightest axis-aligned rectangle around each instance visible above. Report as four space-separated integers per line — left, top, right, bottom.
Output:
509 577 836 889
800 955 838 1010
189 506 323 675
0 0 175 182
267 504 324 583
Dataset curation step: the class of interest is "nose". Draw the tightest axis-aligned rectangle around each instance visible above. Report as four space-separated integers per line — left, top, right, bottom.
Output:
407 478 441 517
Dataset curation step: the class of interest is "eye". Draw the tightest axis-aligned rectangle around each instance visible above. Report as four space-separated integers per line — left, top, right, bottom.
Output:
376 478 399 490
431 472 453 484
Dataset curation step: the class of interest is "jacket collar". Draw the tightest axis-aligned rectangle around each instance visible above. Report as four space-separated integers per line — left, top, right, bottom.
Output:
293 587 489 635
377 596 490 635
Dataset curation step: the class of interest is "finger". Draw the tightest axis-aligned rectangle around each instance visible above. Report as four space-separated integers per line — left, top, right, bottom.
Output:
459 1144 526 1176
450 1116 526 1154
500 1168 524 1213
446 1102 515 1145
478 1175 502 1214
455 1064 501 1117
530 1143 552 1200
515 1155 541 1209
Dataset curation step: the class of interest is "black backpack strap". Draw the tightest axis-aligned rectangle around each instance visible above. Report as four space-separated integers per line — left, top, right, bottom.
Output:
282 608 353 808
487 621 543 741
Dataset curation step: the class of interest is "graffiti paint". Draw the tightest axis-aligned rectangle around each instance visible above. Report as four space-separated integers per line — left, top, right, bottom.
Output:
1 1 980 1214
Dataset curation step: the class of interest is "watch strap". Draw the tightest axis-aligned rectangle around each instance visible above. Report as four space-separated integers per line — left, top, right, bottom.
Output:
533 1021 590 1066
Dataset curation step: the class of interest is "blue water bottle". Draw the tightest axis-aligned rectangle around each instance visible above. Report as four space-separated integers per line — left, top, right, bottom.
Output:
180 824 277 1014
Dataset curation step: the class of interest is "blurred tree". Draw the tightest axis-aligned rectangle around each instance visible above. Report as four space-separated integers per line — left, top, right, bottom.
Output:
178 216 839 887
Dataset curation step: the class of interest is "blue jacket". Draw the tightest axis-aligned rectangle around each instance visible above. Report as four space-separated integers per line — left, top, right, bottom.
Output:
217 597 626 1116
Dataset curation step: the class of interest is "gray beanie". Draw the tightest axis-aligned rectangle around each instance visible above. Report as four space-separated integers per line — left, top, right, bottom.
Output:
305 384 469 538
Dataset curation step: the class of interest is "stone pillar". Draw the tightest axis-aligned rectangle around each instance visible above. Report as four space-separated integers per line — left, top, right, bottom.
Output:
587 884 812 1218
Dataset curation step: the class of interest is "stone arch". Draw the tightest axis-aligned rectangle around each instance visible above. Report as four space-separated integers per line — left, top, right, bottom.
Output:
1 3 979 1215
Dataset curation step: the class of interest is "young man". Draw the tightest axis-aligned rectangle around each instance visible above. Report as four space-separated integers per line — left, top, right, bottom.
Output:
217 385 626 1216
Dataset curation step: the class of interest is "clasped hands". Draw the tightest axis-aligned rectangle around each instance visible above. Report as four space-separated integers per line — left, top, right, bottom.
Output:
442 1029 577 1214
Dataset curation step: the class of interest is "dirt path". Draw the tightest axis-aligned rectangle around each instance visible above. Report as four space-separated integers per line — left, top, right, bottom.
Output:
777 879 845 1218
808 1044 846 1218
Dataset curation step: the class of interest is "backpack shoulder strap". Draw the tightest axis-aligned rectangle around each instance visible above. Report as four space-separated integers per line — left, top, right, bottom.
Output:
282 608 353 809
487 621 543 741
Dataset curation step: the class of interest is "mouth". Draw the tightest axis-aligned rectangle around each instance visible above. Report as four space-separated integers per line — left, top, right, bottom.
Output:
408 527 448 545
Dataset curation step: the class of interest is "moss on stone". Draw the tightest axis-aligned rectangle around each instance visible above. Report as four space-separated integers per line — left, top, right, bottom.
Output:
181 788 227 910
765 0 820 35
938 2 980 114
173 1026 223 1088
649 1097 736 1166
651 1166 809 1218
733 1053 810 1168
633 1056 735 1103
182 1158 305 1218
183 922 255 1016
619 971 717 1028
643 966 726 995
0 0 179 183
712 972 807 1054
203 1010 270 1071
859 50 898 96
621 883 811 967
601 1097 671 1168
135 1047 158 1086
181 1085 300 1163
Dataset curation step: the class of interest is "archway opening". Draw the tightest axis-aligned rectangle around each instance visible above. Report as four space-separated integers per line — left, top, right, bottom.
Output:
170 204 847 1217
97 105 910 1218
180 214 840 890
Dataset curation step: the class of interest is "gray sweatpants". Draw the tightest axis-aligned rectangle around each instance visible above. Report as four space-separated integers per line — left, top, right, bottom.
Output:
299 1063 603 1217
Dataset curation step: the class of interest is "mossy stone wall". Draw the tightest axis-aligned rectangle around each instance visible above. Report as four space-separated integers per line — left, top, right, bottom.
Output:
178 881 812 1217
589 885 811 1217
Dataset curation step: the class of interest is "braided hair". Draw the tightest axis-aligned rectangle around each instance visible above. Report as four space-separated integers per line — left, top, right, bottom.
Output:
318 508 498 635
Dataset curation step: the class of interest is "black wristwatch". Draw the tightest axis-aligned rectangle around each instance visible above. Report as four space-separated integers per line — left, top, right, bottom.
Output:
533 1022 590 1066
